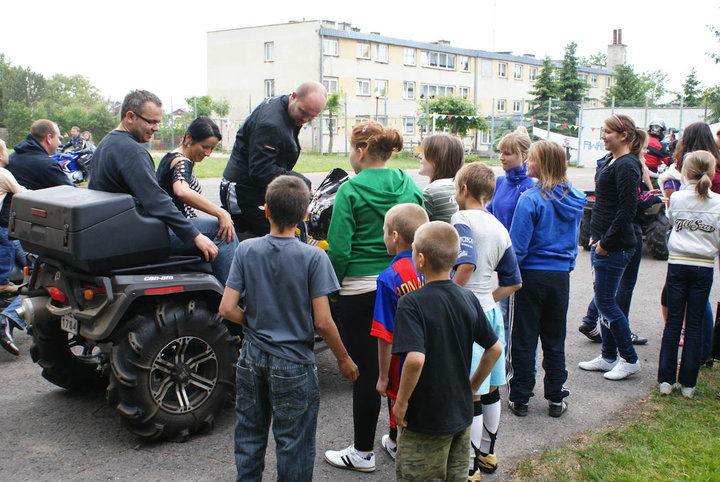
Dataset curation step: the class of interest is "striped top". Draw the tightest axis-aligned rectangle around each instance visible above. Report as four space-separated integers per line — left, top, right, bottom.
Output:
423 178 458 222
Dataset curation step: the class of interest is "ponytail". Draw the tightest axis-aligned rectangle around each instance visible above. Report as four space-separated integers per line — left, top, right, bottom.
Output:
682 150 716 200
630 129 647 160
351 121 403 161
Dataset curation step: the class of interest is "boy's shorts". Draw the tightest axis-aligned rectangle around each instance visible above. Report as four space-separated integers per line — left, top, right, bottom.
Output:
471 304 505 395
396 425 470 481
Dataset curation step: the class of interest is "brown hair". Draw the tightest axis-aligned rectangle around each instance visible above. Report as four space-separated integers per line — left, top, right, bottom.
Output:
421 134 465 182
603 114 645 160
351 121 403 161
265 175 311 229
30 119 58 142
497 128 532 161
384 203 429 244
528 141 569 199
682 150 716 200
413 221 459 272
455 162 495 205
674 122 720 173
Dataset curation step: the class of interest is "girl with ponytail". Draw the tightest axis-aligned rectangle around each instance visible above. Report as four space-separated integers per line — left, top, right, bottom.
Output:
658 150 720 397
579 114 644 381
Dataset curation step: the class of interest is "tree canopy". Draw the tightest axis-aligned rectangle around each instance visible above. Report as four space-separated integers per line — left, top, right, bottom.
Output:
417 95 487 137
603 64 647 106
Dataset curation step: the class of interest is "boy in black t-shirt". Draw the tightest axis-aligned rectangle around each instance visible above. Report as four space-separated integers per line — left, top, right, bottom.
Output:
392 221 502 481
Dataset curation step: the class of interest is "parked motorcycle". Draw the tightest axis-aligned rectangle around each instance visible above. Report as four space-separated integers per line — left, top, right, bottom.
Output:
52 148 92 184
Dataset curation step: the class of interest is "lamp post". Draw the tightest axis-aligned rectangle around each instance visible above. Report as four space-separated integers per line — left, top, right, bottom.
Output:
375 96 380 121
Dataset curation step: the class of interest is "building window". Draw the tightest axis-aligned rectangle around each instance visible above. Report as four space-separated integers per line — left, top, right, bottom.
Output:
404 48 416 66
590 100 598 107
514 64 523 80
264 79 275 98
580 73 588 84
322 77 338 93
498 62 507 78
357 42 370 59
356 78 370 96
459 56 470 72
323 38 338 56
374 80 387 98
374 44 388 63
404 81 415 100
497 99 506 112
355 115 370 125
606 76 613 88
591 75 598 87
529 67 537 81
513 100 522 113
264 42 274 62
459 87 470 99
403 117 414 134
420 84 454 99
377 115 388 126
420 51 456 70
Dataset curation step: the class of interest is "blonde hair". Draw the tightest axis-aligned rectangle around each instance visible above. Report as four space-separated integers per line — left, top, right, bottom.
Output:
455 162 495 204
385 203 429 244
351 121 403 161
421 134 464 182
413 221 459 272
497 128 531 162
528 141 569 199
682 150 716 200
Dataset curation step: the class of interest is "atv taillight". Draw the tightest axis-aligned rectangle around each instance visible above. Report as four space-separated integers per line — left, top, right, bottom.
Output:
47 287 66 302
145 286 185 295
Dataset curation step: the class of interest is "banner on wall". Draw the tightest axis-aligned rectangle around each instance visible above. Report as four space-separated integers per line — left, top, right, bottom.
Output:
531 126 607 167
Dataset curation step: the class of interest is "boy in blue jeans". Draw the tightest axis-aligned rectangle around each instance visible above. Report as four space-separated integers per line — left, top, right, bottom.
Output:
392 221 502 481
219 175 358 482
371 203 429 460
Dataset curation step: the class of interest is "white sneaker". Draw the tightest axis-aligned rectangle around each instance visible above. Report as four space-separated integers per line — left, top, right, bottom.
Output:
578 355 617 372
324 445 376 472
680 386 695 398
658 382 675 395
603 358 641 380
381 434 397 460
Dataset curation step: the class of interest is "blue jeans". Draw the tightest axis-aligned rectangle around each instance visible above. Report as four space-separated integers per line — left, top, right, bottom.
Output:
583 224 642 326
2 296 24 329
658 264 713 388
234 339 319 482
168 217 237 285
592 247 638 363
702 302 713 361
0 226 14 286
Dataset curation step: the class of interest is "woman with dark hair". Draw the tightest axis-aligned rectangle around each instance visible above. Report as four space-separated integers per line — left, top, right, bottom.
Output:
579 114 645 381
157 116 235 243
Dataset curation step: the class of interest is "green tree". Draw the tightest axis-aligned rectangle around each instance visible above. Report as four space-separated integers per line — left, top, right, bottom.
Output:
710 23 720 64
323 91 343 154
214 98 230 117
640 70 668 105
677 69 702 106
580 52 607 67
6 100 32 147
603 64 647 106
703 86 720 123
185 96 229 118
554 42 588 129
418 95 487 137
527 57 558 120
85 104 118 143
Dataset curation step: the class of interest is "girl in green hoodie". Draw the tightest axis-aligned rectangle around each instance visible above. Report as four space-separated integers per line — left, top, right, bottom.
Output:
324 121 423 472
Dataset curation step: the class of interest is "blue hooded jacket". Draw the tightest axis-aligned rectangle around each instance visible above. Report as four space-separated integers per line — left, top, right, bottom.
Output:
509 184 587 271
487 165 535 230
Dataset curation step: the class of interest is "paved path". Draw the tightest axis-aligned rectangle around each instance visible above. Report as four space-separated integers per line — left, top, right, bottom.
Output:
1 166 709 481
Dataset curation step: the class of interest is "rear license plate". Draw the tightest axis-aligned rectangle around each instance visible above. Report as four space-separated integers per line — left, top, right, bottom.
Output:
60 314 78 335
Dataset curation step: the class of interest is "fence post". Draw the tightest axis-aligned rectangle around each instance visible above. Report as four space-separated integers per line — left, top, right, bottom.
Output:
577 98 584 167
490 98 496 164
344 92 348 157
679 97 684 133
546 99 552 140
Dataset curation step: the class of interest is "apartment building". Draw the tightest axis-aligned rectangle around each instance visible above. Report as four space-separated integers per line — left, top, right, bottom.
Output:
207 20 617 152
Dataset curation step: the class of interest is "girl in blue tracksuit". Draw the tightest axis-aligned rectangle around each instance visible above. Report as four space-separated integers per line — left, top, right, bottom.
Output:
507 140 586 417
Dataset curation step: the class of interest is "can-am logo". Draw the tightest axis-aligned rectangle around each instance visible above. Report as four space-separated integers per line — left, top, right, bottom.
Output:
143 276 175 281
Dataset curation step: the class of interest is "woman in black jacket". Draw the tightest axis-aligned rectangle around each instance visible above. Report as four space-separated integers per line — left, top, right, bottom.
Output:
579 114 644 381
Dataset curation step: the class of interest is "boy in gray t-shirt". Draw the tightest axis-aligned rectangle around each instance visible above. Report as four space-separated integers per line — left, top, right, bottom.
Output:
219 175 358 481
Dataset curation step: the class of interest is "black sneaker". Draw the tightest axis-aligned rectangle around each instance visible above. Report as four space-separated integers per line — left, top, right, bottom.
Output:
579 321 602 342
630 333 648 345
548 401 568 418
508 401 528 417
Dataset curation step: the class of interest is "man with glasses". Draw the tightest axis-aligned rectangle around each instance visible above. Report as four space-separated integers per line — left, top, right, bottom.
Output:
221 81 327 236
90 90 237 285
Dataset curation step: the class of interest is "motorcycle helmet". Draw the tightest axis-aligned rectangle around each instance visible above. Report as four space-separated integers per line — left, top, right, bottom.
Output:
306 168 350 240
648 119 667 138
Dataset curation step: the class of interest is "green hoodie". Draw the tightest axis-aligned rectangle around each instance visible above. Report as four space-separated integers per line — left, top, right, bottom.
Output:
327 168 423 285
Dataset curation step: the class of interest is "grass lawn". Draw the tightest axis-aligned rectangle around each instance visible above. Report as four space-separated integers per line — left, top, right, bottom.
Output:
150 151 490 177
511 367 720 481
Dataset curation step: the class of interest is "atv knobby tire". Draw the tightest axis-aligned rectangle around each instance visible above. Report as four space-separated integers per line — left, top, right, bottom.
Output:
578 209 592 251
29 319 107 390
645 214 669 260
107 300 237 440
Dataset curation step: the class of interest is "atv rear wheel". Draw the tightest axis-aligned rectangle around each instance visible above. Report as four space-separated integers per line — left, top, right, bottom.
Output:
645 214 669 260
107 300 237 440
578 209 592 251
29 319 107 390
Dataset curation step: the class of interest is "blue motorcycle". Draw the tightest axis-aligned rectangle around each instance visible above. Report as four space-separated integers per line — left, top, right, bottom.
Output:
53 147 92 184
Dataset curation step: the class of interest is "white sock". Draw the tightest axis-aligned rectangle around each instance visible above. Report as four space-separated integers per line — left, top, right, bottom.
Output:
469 414 483 468
480 399 500 455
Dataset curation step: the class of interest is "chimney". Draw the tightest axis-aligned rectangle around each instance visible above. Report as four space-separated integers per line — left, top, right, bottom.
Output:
618 29 622 45
613 29 617 45
607 28 627 71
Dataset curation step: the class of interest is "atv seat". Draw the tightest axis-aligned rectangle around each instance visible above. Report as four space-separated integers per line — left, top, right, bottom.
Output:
106 256 213 276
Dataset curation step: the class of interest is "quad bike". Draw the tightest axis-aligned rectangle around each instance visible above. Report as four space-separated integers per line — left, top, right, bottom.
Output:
578 190 669 260
9 186 238 441
53 147 92 184
304 167 350 242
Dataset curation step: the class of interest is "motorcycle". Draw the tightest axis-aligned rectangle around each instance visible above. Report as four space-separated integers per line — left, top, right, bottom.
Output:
52 147 92 184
